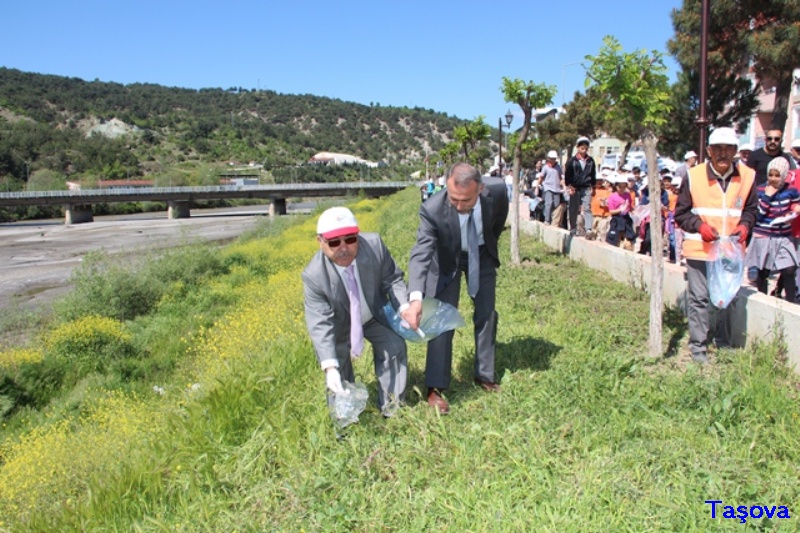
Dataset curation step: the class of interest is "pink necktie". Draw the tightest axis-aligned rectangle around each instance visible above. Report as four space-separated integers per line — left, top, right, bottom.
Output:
344 265 364 357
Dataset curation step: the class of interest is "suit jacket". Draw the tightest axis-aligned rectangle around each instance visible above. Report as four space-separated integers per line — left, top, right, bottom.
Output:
408 176 509 295
302 232 408 367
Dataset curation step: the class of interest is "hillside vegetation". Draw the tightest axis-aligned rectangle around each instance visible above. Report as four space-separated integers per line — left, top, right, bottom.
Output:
0 67 463 187
0 188 798 531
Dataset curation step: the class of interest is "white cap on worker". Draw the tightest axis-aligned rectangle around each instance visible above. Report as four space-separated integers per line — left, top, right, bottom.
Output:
708 127 739 147
684 150 697 160
547 150 558 159
739 143 753 152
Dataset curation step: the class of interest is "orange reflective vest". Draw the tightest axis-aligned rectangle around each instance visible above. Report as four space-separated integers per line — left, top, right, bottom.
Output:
682 162 755 260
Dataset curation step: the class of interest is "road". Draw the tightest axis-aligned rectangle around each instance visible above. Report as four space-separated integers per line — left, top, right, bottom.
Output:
0 203 313 314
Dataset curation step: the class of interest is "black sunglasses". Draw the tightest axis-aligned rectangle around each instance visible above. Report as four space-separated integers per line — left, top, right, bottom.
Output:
766 136 782 142
324 235 358 248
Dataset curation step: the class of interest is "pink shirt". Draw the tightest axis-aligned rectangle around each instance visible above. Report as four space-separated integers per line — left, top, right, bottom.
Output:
606 192 631 215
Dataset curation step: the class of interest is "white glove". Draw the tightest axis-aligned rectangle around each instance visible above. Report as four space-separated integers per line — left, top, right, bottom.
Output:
325 368 345 395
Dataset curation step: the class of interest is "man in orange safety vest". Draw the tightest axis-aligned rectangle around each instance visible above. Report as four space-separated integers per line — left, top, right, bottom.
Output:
674 127 758 364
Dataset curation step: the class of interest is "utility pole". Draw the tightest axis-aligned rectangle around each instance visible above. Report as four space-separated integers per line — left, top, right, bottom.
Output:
697 0 710 163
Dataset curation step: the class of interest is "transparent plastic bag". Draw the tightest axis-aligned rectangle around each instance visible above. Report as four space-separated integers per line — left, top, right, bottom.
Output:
707 236 744 309
329 381 369 429
381 297 467 343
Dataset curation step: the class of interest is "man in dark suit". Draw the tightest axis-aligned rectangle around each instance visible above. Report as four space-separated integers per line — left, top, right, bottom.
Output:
401 163 509 414
302 207 408 416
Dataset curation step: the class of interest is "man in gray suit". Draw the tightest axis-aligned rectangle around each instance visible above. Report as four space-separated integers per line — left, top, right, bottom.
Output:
401 163 509 414
302 207 409 416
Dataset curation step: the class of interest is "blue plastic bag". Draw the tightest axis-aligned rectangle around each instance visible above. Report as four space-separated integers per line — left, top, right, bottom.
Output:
381 297 466 342
707 237 744 309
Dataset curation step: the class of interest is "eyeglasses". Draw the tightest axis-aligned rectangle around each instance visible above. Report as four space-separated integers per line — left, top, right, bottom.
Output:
324 235 358 248
766 136 782 142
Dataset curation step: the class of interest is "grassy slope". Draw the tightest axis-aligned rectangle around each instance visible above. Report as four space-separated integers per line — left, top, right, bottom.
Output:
2 187 799 532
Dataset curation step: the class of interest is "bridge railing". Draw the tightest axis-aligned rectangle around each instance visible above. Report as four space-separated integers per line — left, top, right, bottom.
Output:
0 181 410 201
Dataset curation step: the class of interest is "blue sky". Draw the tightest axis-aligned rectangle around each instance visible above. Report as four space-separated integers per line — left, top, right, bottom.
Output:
3 1 683 124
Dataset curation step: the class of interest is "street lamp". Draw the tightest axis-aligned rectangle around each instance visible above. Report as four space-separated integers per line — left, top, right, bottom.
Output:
498 110 514 170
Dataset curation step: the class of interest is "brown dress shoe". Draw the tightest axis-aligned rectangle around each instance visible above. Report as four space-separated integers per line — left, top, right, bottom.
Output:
427 388 450 414
474 379 501 392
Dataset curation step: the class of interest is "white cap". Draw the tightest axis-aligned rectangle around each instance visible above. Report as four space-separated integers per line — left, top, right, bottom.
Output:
739 143 753 152
576 136 591 146
672 176 683 188
708 127 738 147
547 150 558 159
599 169 612 180
610 173 628 184
791 139 800 149
684 150 697 160
317 207 359 239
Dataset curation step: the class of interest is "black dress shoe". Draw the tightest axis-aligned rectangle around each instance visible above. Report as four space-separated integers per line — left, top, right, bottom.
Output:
474 379 501 392
427 388 449 414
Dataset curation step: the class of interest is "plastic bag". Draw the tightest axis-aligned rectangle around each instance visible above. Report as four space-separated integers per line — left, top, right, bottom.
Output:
381 297 466 343
329 381 369 429
707 236 744 309
630 204 649 230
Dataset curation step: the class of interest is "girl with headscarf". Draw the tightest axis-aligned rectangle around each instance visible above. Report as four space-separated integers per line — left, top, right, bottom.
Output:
745 157 800 302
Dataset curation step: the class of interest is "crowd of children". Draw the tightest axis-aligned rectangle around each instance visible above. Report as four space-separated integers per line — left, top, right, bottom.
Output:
521 139 800 304
525 161 682 261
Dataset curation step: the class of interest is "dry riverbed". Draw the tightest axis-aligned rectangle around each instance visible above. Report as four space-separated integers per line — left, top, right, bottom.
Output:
0 206 279 317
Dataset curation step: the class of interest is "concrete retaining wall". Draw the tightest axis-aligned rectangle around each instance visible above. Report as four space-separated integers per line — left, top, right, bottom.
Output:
521 220 800 371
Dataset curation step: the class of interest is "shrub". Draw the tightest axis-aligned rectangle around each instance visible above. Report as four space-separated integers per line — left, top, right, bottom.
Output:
55 245 229 323
55 252 163 322
46 316 134 363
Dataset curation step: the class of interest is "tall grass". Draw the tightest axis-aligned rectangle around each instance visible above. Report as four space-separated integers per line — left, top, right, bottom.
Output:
0 188 798 532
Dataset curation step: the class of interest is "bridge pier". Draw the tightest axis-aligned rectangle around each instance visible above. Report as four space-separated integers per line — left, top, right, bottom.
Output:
64 204 94 224
167 200 191 219
269 198 287 216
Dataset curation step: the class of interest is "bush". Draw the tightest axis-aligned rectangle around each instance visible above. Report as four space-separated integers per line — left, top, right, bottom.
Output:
46 316 135 364
0 348 65 416
55 252 163 322
55 245 228 323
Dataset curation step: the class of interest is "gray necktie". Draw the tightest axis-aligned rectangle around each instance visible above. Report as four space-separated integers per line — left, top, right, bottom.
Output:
343 265 364 357
467 211 479 298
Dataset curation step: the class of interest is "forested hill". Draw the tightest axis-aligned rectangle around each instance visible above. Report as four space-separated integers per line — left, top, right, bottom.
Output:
0 67 463 184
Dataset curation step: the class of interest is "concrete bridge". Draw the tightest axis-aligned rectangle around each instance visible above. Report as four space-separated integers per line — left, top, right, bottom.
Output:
0 181 408 224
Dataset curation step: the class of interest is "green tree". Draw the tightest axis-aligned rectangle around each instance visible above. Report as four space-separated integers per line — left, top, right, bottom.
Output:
438 142 461 166
539 88 605 163
453 116 491 168
585 36 672 358
501 77 557 265
26 169 67 191
668 0 799 133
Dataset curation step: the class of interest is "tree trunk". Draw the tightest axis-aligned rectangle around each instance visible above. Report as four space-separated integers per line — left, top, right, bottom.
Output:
769 74 791 133
643 131 663 358
509 108 533 266
619 141 632 171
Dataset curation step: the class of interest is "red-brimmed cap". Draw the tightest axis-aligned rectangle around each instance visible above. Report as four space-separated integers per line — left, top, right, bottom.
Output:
317 207 359 239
